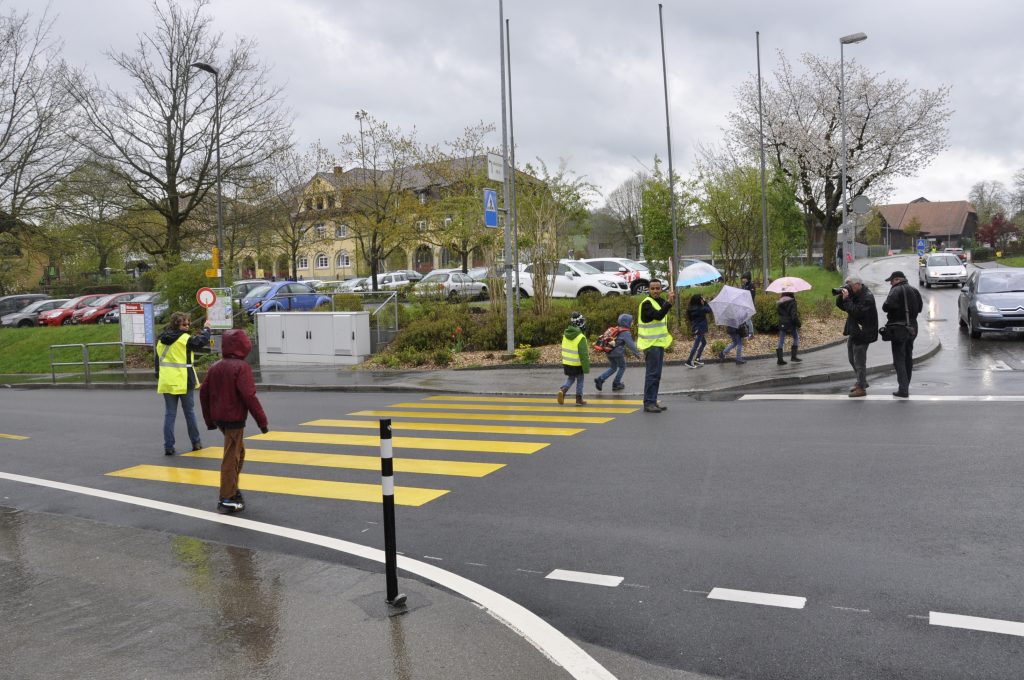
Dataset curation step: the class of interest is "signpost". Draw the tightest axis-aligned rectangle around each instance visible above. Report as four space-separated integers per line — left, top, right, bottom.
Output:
916 239 927 257
197 287 233 331
119 302 154 346
486 153 505 182
483 188 499 228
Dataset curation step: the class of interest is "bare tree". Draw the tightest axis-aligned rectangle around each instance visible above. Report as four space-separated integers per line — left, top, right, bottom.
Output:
64 0 291 264
604 171 647 258
0 5 82 233
728 52 952 269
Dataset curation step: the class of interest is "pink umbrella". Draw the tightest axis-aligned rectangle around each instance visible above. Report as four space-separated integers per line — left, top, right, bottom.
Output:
766 276 812 294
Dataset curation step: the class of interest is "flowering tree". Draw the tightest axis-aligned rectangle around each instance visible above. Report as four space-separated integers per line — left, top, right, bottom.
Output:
976 213 1019 251
728 52 952 270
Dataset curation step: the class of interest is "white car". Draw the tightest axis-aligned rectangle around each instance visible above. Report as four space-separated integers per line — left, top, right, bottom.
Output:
582 257 651 295
516 260 628 298
919 253 968 288
357 271 419 292
414 270 488 301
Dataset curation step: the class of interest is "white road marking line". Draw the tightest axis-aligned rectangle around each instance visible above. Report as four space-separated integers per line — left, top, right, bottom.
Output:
989 360 1012 371
930 611 1024 637
740 394 1024 402
682 588 710 595
0 471 618 680
707 587 806 609
831 606 871 613
622 583 650 589
466 562 488 567
907 615 929 620
546 569 624 588
516 568 545 575
422 555 444 561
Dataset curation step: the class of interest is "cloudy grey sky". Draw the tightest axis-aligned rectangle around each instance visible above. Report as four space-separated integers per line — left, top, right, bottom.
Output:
17 0 1024 208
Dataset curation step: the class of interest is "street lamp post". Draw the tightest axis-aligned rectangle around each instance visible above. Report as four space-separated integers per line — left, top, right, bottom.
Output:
839 32 866 276
190 62 224 288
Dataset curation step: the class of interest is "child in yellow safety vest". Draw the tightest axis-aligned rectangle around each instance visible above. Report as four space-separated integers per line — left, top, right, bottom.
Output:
557 311 590 406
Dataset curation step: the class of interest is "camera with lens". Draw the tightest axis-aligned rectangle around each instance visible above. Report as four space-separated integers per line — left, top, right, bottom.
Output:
831 285 849 296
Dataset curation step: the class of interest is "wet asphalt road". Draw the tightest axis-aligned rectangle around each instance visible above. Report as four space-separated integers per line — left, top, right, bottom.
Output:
2 255 1023 680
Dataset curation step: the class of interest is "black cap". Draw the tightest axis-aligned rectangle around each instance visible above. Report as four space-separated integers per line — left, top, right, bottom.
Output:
885 271 906 282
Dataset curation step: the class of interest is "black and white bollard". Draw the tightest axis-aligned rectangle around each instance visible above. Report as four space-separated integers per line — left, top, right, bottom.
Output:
379 418 406 607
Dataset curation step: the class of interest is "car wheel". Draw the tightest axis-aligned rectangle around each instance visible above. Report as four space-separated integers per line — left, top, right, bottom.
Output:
576 287 599 299
517 288 530 299
969 312 982 339
631 281 649 296
448 290 461 303
478 286 488 301
61 317 72 326
924 279 931 288
958 313 967 328
17 320 32 327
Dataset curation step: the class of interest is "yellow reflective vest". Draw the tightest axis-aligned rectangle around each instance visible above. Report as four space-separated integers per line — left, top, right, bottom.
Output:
561 334 585 367
637 296 673 350
157 333 198 395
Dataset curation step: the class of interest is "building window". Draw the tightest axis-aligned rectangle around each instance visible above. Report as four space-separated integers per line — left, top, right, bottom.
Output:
335 224 348 238
327 196 335 209
314 223 326 239
315 253 329 269
297 255 309 269
416 220 427 232
443 217 453 227
336 250 351 268
419 192 427 205
316 197 324 210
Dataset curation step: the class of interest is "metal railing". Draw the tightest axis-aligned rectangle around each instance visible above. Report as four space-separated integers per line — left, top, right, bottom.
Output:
49 342 127 385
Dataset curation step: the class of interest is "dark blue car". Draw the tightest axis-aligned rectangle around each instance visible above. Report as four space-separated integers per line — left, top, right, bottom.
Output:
241 281 332 316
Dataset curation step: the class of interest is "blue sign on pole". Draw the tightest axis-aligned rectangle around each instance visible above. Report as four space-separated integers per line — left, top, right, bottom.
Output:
483 188 498 228
916 239 927 256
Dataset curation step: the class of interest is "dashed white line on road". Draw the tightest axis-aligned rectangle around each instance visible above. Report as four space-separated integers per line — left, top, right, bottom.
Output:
989 360 1013 371
707 587 806 609
422 555 444 561
516 568 545 575
930 611 1024 637
831 606 871 613
546 569 624 588
466 562 487 567
682 589 710 595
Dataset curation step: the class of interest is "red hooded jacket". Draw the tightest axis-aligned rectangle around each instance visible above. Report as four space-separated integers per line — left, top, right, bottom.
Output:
200 330 268 431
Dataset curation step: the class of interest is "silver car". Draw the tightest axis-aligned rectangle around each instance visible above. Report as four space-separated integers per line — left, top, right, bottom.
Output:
1 298 68 327
919 254 967 288
414 270 489 301
958 268 1024 338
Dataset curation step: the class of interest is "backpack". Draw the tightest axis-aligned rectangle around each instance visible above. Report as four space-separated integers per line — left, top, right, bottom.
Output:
593 325 624 353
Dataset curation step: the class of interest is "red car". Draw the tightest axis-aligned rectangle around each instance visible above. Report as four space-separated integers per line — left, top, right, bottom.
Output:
37 294 107 326
71 292 147 324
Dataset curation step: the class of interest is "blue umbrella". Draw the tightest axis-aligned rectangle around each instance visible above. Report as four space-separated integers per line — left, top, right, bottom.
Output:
676 261 722 287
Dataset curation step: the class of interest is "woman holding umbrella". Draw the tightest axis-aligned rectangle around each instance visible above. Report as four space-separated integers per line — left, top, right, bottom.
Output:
766 276 811 365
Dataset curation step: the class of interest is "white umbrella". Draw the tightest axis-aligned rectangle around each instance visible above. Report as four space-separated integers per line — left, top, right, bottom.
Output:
766 276 812 294
675 261 722 287
709 285 756 328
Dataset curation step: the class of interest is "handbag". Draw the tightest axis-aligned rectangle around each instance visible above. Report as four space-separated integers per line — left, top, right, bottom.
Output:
879 286 913 342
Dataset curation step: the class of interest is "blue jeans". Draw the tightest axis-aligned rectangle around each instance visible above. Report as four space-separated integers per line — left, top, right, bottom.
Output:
163 390 201 452
687 331 706 363
777 327 800 350
723 332 744 360
643 346 665 406
597 355 626 387
561 374 584 396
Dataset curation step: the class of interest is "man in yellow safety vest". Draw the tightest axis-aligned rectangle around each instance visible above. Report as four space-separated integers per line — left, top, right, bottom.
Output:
636 278 674 413
156 311 212 455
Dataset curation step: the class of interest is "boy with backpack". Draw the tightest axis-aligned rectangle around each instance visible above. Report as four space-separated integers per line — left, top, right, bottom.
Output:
199 329 269 514
594 313 642 391
557 312 590 406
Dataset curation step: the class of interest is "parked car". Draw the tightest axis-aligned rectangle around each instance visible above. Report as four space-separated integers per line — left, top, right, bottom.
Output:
413 270 489 301
71 292 146 324
517 260 628 298
231 279 270 301
1 298 69 328
37 294 107 326
919 253 968 288
0 293 49 320
944 247 968 262
582 257 652 295
101 292 166 324
336 277 369 293
240 281 332 316
358 271 421 292
958 268 1024 338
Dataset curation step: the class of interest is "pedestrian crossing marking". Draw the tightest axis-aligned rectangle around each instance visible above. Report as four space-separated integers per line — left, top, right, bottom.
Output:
0 433 29 440
350 409 615 424
249 430 549 455
302 418 583 437
106 465 448 506
185 447 504 478
424 395 646 406
386 401 638 415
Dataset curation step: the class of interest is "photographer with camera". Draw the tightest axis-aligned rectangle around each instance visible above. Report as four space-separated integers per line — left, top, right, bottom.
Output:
834 276 878 398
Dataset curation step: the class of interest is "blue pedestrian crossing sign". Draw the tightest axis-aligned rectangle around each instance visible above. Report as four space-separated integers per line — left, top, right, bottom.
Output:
483 188 499 228
916 239 927 256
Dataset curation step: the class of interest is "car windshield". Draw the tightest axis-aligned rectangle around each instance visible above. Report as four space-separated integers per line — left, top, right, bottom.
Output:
60 299 82 309
928 255 961 267
20 300 50 314
89 295 117 307
567 261 601 275
420 272 448 284
978 272 1024 294
130 293 156 302
243 284 272 299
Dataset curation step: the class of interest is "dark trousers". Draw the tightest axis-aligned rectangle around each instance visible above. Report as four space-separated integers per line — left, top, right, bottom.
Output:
891 337 915 393
847 338 868 388
687 332 706 363
219 426 246 500
643 346 665 406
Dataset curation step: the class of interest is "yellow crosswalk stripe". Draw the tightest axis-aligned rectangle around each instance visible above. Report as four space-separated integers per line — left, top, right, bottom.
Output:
424 395 646 406
350 409 614 424
0 433 29 440
387 401 638 414
184 447 504 478
250 430 548 455
302 418 583 437
107 464 447 506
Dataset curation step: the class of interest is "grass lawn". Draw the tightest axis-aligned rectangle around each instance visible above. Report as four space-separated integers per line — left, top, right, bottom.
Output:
994 256 1024 268
0 324 123 374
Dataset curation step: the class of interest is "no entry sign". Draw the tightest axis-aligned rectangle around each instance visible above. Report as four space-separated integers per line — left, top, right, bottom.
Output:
196 287 217 308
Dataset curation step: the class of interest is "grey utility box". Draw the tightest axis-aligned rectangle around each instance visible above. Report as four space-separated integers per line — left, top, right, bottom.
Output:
256 312 371 366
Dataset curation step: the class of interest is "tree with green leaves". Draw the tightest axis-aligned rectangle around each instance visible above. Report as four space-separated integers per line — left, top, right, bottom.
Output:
903 216 923 241
639 157 693 278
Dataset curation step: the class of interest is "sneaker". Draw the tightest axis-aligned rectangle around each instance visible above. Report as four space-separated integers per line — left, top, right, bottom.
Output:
684 361 698 369
231 491 244 504
217 498 244 514
557 388 566 405
735 358 747 364
717 350 726 360
611 383 625 391
694 359 705 366
594 378 604 391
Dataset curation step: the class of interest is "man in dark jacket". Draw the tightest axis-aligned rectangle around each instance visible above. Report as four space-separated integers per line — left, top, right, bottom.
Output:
200 329 269 514
835 276 878 397
740 272 756 339
881 271 924 398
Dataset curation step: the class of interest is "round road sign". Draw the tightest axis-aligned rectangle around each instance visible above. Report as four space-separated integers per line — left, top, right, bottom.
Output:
196 287 217 308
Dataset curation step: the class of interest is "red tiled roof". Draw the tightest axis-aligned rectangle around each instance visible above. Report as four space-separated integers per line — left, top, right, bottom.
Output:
876 200 976 236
